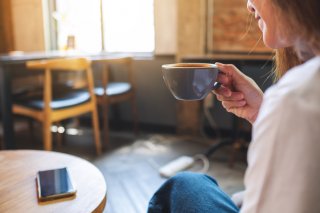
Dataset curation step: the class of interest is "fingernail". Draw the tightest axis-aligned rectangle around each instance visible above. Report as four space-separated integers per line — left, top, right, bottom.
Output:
212 82 221 90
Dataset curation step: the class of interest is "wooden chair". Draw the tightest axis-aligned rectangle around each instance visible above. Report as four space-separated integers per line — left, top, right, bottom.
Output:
93 57 139 145
12 58 102 155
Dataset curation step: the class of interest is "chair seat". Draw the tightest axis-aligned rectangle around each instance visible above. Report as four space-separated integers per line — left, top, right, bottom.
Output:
94 82 132 96
14 90 90 110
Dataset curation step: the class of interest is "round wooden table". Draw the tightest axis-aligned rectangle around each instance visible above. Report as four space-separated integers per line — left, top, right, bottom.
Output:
0 150 107 213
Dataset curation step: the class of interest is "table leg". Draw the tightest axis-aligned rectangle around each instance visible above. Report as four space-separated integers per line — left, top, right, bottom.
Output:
0 64 15 149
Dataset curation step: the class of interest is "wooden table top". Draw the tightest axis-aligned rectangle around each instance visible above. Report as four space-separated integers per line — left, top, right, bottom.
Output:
0 150 107 213
0 50 135 64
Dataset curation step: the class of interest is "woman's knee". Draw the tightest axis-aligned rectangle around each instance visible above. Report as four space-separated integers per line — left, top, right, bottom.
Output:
168 172 218 191
148 172 238 213
171 171 218 184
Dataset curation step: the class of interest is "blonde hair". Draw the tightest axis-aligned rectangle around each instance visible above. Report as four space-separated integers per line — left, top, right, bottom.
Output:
273 48 301 81
272 0 320 80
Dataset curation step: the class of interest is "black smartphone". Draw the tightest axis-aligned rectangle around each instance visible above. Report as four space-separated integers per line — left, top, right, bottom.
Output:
36 167 77 201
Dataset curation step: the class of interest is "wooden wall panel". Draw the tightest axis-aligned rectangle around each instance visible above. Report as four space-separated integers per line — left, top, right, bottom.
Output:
11 0 45 51
176 0 206 135
176 0 206 61
0 0 14 53
154 0 177 55
210 0 271 53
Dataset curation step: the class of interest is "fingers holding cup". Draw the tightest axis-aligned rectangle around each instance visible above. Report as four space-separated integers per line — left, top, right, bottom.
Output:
221 100 246 112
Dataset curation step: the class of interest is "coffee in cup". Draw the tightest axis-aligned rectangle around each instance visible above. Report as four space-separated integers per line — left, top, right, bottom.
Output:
162 63 220 101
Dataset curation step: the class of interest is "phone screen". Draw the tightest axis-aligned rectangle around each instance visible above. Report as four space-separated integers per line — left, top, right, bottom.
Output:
36 167 76 201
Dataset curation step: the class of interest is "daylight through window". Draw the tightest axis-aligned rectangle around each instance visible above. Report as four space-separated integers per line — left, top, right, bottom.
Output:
53 0 155 53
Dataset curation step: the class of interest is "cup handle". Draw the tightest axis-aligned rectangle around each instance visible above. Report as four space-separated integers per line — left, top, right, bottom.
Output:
212 82 221 90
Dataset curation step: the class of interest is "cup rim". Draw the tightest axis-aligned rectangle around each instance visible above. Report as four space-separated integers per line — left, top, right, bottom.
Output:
162 63 217 69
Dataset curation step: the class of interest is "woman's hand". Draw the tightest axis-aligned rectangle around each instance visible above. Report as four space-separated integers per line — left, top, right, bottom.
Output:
213 63 264 124
231 190 245 208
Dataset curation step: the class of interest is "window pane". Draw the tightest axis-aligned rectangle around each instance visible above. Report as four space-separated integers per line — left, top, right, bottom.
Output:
55 0 101 51
102 0 155 52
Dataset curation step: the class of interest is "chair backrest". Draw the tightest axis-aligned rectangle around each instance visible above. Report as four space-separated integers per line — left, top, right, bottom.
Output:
25 57 96 111
26 57 91 71
93 56 135 90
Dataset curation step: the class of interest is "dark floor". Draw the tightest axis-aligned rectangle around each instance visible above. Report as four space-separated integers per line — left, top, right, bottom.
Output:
6 119 247 213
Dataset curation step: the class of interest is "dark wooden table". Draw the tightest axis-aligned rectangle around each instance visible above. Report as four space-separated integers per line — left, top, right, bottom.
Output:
0 50 131 149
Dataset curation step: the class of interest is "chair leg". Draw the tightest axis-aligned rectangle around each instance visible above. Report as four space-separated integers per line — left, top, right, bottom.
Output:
55 122 63 149
131 97 139 136
228 139 246 168
43 120 52 151
101 99 110 147
92 107 102 155
27 118 35 140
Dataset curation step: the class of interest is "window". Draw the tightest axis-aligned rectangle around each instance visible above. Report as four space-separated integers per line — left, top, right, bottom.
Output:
54 0 101 51
102 0 154 52
51 0 155 53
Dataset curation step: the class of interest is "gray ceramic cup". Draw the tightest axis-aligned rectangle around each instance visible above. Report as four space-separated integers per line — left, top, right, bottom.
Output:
162 63 220 101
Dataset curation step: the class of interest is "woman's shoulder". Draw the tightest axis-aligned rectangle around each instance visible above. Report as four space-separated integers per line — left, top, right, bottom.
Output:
255 56 320 126
265 56 320 100
251 56 320 162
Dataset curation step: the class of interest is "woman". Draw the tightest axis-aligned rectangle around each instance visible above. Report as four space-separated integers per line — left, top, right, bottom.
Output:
148 0 320 212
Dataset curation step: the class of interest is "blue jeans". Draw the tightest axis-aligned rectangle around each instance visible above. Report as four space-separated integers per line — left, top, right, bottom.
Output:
148 172 239 213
